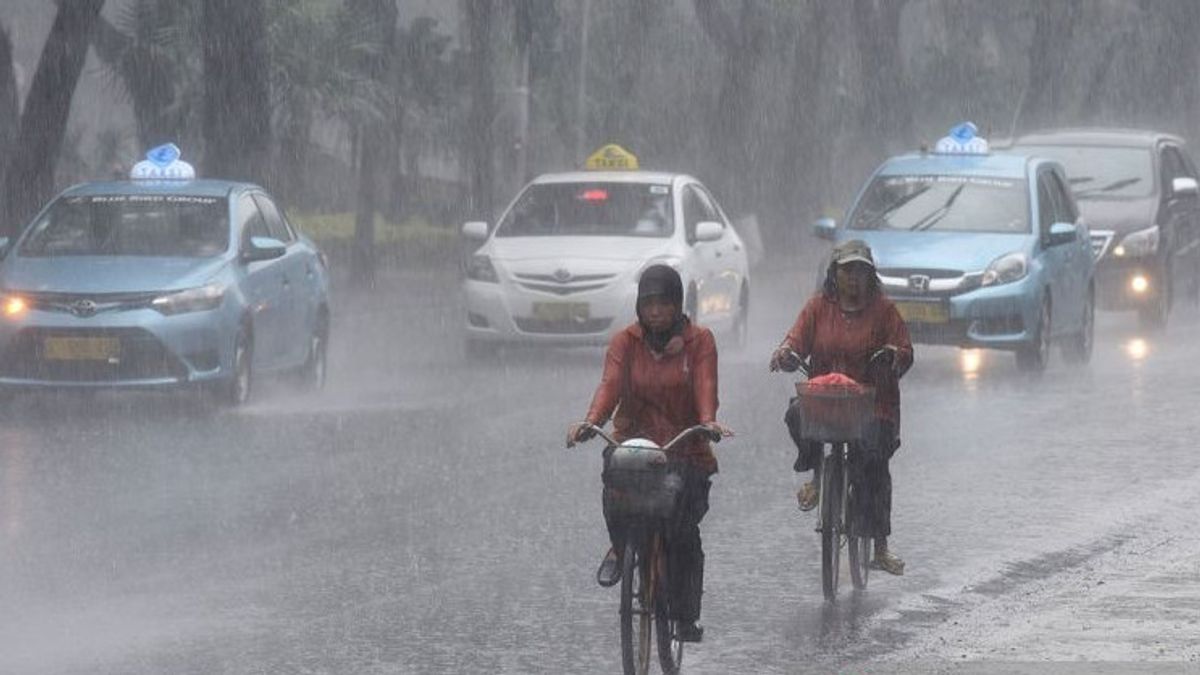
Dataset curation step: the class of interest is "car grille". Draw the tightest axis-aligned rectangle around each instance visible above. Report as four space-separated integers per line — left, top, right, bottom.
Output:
514 272 616 296
514 317 613 335
21 290 160 316
0 327 187 382
879 268 982 298
1089 230 1115 261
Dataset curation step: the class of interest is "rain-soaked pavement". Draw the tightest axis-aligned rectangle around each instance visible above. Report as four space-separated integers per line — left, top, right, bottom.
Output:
1 262 1199 674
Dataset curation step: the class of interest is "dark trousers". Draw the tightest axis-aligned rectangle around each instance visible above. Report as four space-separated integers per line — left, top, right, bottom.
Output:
785 399 897 538
602 454 710 623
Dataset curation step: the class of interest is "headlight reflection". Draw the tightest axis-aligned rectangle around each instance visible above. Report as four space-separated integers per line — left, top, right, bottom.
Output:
1126 338 1149 361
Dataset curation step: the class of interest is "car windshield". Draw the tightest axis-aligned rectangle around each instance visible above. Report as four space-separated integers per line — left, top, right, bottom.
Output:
1015 145 1155 199
849 174 1029 234
19 194 229 258
496 183 674 238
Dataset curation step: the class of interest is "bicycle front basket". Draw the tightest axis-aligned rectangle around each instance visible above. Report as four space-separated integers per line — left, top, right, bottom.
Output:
603 445 682 519
795 382 876 442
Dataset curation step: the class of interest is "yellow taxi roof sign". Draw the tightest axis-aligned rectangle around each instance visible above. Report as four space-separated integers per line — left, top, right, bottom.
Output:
585 144 639 170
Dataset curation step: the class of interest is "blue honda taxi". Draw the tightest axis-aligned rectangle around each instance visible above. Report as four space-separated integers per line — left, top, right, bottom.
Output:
814 124 1095 372
0 145 330 404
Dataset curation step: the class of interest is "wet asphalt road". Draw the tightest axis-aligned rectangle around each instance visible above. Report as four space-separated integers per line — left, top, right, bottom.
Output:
1 263 1199 674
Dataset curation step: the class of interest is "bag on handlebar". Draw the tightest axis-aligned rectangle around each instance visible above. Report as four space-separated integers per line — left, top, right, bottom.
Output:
603 444 683 519
795 373 875 442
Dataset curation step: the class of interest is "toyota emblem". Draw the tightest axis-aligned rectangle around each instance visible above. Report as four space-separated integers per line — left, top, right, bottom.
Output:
70 299 98 317
553 268 572 283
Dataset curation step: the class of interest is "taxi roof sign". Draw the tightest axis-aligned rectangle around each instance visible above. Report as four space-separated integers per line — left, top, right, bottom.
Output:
131 143 196 180
933 122 989 155
585 144 639 171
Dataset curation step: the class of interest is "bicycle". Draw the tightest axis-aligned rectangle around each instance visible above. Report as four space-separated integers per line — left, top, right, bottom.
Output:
573 423 720 675
781 348 891 601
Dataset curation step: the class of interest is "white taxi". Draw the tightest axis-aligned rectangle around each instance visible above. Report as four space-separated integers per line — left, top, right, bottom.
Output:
461 145 750 353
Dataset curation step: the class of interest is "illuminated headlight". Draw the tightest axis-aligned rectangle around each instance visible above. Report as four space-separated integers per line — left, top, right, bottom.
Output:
1 295 26 317
981 252 1028 287
466 254 499 283
1114 225 1158 258
151 283 225 315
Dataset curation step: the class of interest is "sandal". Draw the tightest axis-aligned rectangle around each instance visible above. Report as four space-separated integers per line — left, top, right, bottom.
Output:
796 481 819 512
871 550 905 576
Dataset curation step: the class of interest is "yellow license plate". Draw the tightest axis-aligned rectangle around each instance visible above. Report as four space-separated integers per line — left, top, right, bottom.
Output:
42 337 121 361
895 301 949 324
532 302 590 322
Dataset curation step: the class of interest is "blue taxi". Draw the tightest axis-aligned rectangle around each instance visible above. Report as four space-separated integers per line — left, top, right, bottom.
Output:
0 145 330 403
814 124 1094 372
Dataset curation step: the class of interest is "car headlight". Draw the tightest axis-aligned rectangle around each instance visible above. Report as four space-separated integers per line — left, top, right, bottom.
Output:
466 254 499 283
1113 225 1159 258
151 283 226 315
1 294 26 318
981 252 1028 287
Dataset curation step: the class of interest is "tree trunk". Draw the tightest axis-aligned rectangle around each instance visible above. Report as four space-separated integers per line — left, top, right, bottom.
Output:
852 0 912 154
0 25 18 189
201 0 270 183
1 0 105 237
1021 1 1080 133
91 12 177 149
353 124 382 287
466 0 495 220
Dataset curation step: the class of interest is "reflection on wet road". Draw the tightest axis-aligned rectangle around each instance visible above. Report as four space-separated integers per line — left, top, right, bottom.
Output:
0 267 1198 673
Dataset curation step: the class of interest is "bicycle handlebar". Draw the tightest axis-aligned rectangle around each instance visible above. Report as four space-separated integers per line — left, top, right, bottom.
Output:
577 423 720 450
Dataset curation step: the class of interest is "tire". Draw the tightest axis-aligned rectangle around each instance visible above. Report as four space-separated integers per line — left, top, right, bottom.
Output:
219 331 253 407
1138 263 1171 330
620 542 653 675
1015 299 1051 374
655 536 682 675
846 473 871 590
820 449 843 602
1062 290 1094 365
299 314 328 391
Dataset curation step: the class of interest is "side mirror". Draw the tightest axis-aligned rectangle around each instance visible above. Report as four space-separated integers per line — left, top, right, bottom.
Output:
812 217 837 240
1172 176 1199 198
694 221 723 242
242 236 287 262
462 221 489 240
1046 222 1077 247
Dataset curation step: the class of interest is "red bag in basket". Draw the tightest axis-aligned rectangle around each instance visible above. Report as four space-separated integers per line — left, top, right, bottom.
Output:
796 372 873 441
807 372 863 389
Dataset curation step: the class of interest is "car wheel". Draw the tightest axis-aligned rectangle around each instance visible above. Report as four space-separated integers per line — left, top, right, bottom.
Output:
1138 263 1171 331
1016 299 1051 374
220 331 253 406
1062 291 1093 365
299 316 328 391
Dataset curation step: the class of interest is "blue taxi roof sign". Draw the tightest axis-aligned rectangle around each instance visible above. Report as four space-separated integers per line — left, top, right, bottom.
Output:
933 122 989 155
131 143 196 180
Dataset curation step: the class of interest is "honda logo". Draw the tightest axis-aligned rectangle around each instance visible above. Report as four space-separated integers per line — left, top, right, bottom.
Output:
908 275 931 293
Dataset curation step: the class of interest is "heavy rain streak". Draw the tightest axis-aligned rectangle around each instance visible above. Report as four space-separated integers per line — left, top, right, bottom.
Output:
1 1 1199 673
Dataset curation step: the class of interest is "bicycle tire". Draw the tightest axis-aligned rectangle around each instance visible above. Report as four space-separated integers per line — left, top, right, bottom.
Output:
620 542 639 675
846 463 871 589
654 534 683 675
820 448 843 601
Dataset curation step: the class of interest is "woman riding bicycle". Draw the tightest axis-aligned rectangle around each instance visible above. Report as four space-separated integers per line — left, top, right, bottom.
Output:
769 239 913 575
568 264 731 644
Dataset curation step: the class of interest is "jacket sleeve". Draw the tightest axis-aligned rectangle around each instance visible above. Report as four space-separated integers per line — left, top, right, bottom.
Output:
691 329 719 424
885 303 915 377
585 331 628 425
782 297 819 356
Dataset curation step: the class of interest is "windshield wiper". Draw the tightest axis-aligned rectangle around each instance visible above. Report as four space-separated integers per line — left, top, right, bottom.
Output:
909 183 965 231
1076 177 1141 197
1068 176 1094 185
854 185 931 230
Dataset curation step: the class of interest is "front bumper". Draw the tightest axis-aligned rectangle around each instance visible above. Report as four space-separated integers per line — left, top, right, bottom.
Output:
0 305 235 390
463 278 637 346
889 275 1041 351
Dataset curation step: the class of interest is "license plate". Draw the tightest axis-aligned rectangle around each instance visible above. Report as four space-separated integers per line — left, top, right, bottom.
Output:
532 302 590 322
42 337 121 361
895 301 949 324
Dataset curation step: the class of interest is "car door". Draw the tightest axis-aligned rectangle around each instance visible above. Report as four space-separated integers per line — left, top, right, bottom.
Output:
680 183 731 322
236 194 286 369
1160 144 1199 283
693 183 744 313
252 192 309 366
1048 168 1089 331
1035 170 1069 333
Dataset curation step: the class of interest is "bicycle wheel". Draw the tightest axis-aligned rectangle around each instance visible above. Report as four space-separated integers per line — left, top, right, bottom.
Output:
820 449 844 601
846 458 871 590
619 539 653 675
654 534 683 675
